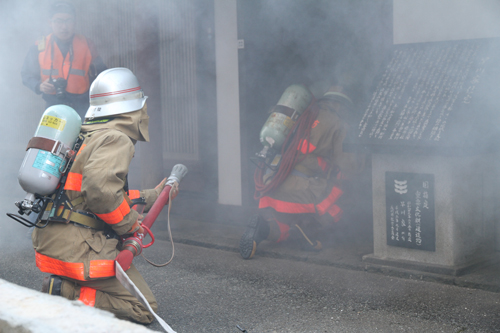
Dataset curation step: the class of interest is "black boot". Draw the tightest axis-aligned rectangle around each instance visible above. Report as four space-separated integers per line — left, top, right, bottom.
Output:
41 275 62 295
239 215 270 259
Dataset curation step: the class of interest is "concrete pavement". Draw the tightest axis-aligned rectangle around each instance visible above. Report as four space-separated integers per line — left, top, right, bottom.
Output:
2 199 500 332
163 211 500 294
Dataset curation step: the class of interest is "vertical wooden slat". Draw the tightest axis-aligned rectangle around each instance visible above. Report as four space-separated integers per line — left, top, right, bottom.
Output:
158 0 199 161
77 0 137 71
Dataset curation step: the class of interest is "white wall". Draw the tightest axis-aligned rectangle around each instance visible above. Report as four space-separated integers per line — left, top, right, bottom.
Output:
394 0 500 44
214 0 242 206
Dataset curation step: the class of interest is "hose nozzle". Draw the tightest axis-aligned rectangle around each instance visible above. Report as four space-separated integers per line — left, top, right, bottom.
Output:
166 164 188 186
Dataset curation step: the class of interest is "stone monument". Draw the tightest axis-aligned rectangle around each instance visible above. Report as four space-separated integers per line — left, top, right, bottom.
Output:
345 38 500 275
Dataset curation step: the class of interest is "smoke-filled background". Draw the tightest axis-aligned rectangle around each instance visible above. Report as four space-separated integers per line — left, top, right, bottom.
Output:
0 0 214 251
1 0 500 251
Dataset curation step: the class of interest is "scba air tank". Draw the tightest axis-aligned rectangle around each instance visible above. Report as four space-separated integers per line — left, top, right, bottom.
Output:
18 105 81 205
259 84 313 156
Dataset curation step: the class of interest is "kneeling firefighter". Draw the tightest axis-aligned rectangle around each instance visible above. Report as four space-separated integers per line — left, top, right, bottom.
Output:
27 67 180 324
240 85 365 259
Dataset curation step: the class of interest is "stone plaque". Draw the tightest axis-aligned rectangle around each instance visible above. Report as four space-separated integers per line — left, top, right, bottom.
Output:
385 171 435 251
345 39 500 155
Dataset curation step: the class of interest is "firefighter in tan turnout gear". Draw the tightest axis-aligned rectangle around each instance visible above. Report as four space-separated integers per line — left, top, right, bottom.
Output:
32 67 171 324
240 85 365 259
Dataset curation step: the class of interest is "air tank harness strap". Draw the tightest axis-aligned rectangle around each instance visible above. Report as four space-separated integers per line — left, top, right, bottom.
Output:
292 164 314 178
27 136 66 155
291 164 340 180
44 196 107 230
290 169 310 178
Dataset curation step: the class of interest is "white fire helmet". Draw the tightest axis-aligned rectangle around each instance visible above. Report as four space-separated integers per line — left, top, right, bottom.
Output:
85 67 148 119
323 86 353 105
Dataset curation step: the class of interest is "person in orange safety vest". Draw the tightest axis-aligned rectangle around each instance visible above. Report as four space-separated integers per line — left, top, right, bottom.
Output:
21 1 107 119
32 67 174 324
240 85 367 260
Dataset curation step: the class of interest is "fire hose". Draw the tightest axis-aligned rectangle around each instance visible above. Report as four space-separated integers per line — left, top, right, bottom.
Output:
114 164 187 333
115 164 187 270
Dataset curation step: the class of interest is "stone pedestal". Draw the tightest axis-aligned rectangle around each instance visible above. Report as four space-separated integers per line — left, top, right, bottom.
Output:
363 153 498 275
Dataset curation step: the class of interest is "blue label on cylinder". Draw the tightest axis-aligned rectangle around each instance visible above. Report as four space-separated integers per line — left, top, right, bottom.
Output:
32 151 65 178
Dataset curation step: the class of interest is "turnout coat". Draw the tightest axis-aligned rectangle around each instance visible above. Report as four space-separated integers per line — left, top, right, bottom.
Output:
258 98 365 227
32 106 160 282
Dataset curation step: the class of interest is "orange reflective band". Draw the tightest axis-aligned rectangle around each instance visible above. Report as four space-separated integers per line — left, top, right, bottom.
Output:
317 156 328 171
78 286 96 307
89 260 115 278
96 198 130 225
297 139 316 154
259 196 316 214
316 186 343 216
64 172 82 191
275 219 290 243
128 189 141 200
35 251 85 281
327 204 343 223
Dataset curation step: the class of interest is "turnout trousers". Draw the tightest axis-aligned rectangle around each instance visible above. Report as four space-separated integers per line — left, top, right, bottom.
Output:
60 263 158 324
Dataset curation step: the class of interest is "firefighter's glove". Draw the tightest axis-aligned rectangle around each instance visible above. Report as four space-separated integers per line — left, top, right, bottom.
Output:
155 177 179 200
126 216 144 235
154 177 168 196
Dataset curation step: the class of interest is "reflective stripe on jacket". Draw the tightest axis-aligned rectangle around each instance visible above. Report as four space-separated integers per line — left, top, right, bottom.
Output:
36 251 115 281
39 34 92 94
64 128 138 233
259 183 343 223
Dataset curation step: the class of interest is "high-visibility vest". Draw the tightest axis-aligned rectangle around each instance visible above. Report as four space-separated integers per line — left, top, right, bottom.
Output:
38 34 92 95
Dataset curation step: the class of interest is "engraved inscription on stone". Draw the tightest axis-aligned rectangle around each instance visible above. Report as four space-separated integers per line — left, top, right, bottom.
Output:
358 40 491 144
386 172 435 251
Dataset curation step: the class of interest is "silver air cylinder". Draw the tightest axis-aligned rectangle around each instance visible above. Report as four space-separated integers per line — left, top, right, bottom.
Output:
259 84 313 150
17 105 81 208
257 84 313 158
